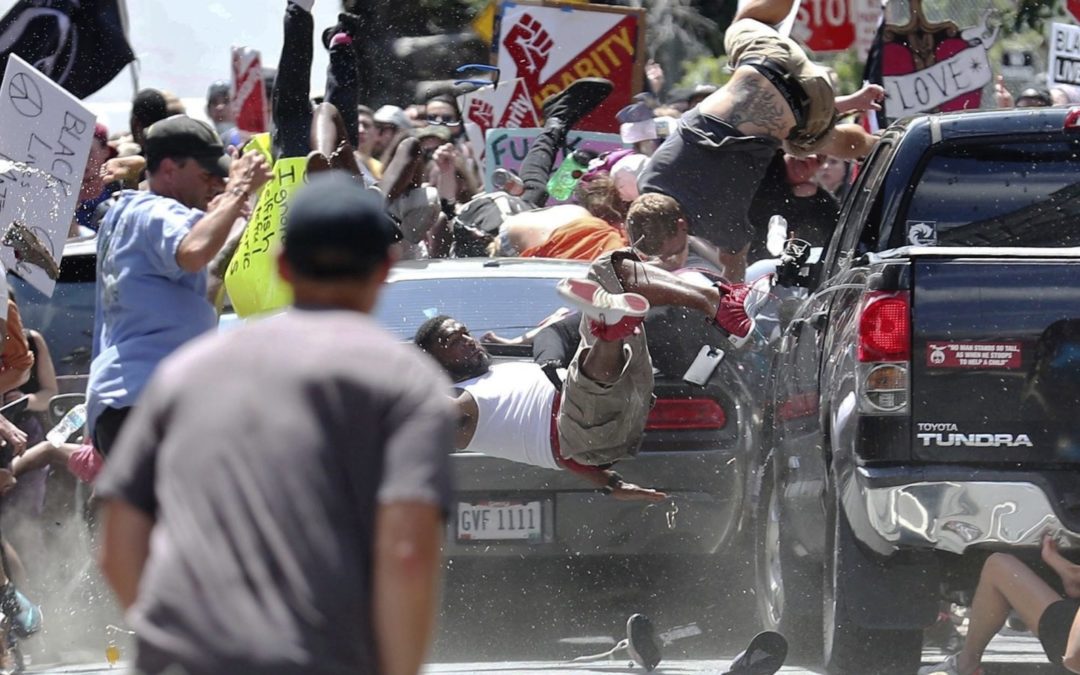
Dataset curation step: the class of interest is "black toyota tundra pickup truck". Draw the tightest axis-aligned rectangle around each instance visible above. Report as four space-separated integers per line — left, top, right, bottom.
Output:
753 106 1080 674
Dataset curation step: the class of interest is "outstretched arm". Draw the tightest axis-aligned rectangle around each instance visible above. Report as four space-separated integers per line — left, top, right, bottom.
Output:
561 458 667 502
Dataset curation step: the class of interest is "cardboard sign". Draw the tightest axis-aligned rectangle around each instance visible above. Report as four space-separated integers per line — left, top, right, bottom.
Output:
482 127 623 196
881 0 997 119
0 54 94 296
492 1 645 133
224 135 303 317
926 342 1022 370
232 47 268 133
1049 23 1080 88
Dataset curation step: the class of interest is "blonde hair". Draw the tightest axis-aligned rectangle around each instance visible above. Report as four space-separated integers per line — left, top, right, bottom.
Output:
626 193 684 255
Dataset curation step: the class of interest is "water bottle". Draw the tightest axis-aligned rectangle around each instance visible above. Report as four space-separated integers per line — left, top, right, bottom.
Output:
766 214 789 257
546 150 591 201
47 403 86 448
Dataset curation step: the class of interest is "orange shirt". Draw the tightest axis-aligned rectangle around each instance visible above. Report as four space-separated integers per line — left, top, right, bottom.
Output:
2 299 33 374
521 217 628 261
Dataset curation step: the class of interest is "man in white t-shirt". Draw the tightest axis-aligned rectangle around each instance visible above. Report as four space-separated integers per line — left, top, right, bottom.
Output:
416 195 758 503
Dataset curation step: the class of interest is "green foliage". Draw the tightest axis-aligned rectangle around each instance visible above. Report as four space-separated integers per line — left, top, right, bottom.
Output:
1013 0 1063 32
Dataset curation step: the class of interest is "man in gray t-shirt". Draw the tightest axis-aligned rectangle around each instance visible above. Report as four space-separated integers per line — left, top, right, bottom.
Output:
97 173 454 675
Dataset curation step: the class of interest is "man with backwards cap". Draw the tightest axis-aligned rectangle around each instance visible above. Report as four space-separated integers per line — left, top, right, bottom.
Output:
97 172 455 675
86 115 272 458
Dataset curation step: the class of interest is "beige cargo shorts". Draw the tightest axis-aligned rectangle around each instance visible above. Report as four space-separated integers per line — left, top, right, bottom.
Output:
724 18 837 153
557 249 655 466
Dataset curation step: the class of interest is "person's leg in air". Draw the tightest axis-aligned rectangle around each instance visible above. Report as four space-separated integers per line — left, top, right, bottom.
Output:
272 0 316 161
518 78 614 208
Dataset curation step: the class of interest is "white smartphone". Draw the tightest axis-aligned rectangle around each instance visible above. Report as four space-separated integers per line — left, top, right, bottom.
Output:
683 345 725 386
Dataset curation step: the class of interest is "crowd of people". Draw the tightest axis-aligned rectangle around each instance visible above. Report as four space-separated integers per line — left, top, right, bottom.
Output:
0 0 1071 673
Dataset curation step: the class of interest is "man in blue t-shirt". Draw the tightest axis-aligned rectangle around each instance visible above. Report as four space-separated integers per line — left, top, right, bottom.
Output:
88 115 271 456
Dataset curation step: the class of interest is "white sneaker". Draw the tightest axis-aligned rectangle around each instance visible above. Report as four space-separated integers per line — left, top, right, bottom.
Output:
556 278 649 326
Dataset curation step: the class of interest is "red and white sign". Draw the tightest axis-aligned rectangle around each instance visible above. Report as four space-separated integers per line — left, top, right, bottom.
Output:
460 76 541 162
793 0 856 52
1070 0 1080 24
231 47 267 134
926 342 1022 370
493 1 645 133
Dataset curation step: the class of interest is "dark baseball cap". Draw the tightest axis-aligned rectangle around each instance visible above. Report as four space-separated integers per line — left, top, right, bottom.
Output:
143 115 231 178
284 173 401 279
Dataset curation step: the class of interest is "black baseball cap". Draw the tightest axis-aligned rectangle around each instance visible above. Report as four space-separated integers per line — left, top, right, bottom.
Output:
143 115 231 178
284 173 401 279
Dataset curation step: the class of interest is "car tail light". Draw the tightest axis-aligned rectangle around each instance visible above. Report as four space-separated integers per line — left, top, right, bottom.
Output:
646 398 727 430
857 291 911 362
1065 107 1080 131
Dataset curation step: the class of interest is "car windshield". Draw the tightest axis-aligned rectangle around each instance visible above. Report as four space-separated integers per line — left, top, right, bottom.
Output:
375 276 570 341
904 139 1080 248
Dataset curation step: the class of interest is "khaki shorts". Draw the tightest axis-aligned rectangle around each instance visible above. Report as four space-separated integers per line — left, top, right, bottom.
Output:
724 18 836 153
557 250 655 466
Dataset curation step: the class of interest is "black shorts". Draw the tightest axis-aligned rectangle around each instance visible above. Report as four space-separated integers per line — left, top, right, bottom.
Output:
93 406 133 458
1038 597 1080 665
638 108 779 253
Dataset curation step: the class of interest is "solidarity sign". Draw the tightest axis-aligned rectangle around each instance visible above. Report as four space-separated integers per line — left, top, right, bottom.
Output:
0 54 94 296
492 1 646 133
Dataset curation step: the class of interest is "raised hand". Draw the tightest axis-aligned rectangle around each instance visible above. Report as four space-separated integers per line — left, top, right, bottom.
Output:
995 75 1014 108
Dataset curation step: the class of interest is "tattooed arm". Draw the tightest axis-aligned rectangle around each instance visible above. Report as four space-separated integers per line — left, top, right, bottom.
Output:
704 69 796 140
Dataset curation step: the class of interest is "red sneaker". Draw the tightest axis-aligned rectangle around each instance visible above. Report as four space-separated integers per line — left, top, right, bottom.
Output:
557 278 649 342
713 282 755 348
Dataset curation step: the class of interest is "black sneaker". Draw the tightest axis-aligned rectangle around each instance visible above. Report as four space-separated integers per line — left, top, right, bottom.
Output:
626 613 661 672
723 631 787 675
540 77 613 128
321 12 365 50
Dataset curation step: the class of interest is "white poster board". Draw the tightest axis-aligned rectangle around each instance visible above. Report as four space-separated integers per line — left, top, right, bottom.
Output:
0 54 94 295
1049 22 1080 89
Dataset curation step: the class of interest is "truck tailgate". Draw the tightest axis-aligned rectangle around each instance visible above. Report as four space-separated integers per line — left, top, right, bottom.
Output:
912 257 1080 463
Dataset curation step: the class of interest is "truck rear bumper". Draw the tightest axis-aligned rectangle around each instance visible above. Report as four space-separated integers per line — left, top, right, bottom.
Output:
861 477 1076 554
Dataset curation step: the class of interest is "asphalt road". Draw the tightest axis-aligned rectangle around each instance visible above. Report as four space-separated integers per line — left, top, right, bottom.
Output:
24 634 1062 675
27 554 1064 675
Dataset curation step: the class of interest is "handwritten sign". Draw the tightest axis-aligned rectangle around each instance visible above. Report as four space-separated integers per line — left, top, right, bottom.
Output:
0 54 94 296
482 127 624 199
1049 23 1080 88
224 136 304 317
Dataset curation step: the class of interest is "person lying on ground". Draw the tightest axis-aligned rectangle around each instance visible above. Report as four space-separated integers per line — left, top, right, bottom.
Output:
415 194 754 498
637 0 884 281
920 536 1080 674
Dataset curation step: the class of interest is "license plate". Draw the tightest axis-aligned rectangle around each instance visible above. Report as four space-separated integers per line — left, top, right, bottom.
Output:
456 500 544 542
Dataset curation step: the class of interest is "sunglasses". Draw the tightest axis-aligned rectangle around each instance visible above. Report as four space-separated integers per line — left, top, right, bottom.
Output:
426 114 461 127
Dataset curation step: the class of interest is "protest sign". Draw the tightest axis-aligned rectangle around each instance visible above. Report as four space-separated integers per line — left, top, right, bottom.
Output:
1049 23 1080 89
482 127 624 198
492 1 645 133
460 77 540 163
0 53 94 296
232 47 268 133
224 135 303 317
880 0 997 119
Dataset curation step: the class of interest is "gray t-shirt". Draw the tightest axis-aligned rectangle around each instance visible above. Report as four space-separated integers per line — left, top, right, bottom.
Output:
96 307 455 675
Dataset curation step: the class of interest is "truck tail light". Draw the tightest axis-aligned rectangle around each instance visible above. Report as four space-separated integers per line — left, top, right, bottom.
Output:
857 291 910 414
1065 107 1080 131
646 398 726 430
858 291 911 362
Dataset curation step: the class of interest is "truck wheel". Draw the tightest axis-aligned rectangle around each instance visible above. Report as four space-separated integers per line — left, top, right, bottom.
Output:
754 456 822 659
822 482 922 675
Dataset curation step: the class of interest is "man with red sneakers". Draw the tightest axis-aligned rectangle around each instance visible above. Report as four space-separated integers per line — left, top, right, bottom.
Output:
415 193 752 496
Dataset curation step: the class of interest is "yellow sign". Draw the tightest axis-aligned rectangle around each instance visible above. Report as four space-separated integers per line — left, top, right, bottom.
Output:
223 142 304 317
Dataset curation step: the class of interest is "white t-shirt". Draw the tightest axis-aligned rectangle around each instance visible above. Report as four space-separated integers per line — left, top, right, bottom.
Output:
459 362 562 471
